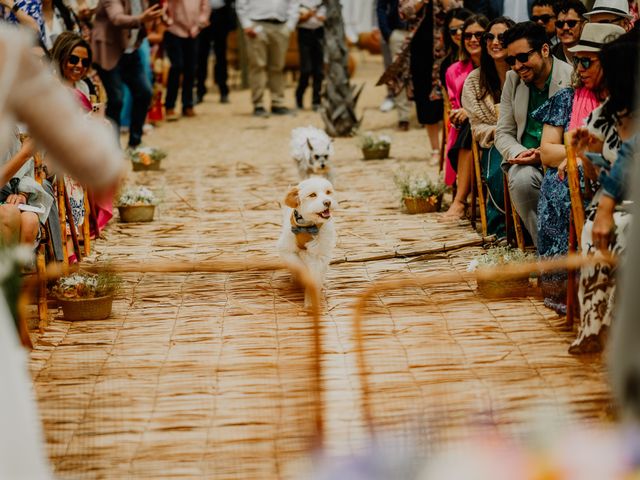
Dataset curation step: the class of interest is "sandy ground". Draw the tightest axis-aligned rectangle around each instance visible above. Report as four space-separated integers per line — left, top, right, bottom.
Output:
29 53 611 479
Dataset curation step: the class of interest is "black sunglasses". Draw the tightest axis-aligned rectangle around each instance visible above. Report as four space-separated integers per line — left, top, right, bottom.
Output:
484 32 505 43
555 19 581 29
68 54 90 68
463 31 484 41
448 26 462 36
505 49 536 66
573 56 597 70
531 14 554 23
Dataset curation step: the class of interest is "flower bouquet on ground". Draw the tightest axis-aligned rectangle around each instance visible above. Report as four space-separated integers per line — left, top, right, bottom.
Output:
394 169 447 214
358 131 391 160
53 271 121 320
116 186 157 223
127 146 167 171
467 246 536 298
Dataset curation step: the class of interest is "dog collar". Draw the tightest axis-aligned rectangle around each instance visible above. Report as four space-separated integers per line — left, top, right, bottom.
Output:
291 210 321 250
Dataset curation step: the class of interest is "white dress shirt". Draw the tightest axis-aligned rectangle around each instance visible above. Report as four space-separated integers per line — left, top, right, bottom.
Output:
236 0 300 31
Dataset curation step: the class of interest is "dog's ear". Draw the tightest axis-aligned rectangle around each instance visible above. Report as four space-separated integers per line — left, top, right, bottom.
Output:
306 138 314 152
284 187 300 208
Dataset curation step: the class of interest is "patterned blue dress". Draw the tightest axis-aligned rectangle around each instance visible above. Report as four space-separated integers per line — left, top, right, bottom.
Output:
531 88 577 314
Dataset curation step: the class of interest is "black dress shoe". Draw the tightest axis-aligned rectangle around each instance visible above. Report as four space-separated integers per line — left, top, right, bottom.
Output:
253 106 268 117
220 94 230 104
271 106 291 115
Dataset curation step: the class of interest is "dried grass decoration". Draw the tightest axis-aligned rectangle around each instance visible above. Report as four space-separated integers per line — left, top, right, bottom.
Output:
394 169 446 214
116 186 157 223
127 146 167 171
358 131 391 160
53 271 121 320
468 246 536 298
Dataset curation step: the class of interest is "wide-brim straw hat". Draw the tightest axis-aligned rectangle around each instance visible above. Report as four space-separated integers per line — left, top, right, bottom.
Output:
583 0 634 20
567 22 626 53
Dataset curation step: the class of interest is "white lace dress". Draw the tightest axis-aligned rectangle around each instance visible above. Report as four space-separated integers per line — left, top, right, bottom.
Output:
0 25 122 478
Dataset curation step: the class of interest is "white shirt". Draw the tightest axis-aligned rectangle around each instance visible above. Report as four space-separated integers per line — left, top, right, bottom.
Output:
236 0 300 31
298 0 325 29
502 0 529 23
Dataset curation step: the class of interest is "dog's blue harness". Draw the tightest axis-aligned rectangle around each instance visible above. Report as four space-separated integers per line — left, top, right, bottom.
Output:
290 209 319 235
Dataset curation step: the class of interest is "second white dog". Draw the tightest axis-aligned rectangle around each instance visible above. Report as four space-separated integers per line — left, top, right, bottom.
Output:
277 177 337 306
290 125 334 182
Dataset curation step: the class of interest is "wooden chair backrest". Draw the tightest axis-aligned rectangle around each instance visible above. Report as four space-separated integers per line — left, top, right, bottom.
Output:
564 131 585 244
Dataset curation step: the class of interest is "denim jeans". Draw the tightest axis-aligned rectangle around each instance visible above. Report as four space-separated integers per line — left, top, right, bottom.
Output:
164 31 197 111
97 50 152 147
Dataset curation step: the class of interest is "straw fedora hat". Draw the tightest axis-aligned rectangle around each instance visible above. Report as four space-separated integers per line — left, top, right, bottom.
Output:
583 0 635 20
567 22 625 53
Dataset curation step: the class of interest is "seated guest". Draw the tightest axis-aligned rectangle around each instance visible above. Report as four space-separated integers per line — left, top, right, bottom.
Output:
551 0 587 64
41 0 80 50
530 0 558 45
584 0 635 32
570 28 638 354
495 21 573 246
443 14 488 218
461 16 515 237
531 23 624 314
0 129 53 248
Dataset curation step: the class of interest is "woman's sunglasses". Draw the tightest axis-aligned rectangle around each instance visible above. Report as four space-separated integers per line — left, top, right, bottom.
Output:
68 54 90 68
448 26 462 36
484 32 505 43
555 19 581 29
463 31 484 41
505 49 536 66
573 56 597 70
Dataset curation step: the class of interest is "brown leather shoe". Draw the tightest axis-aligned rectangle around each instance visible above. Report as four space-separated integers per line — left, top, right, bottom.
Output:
166 109 178 122
183 107 196 117
398 120 409 131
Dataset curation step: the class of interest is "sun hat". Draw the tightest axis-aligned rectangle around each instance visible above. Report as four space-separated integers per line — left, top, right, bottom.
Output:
583 0 634 20
567 22 625 53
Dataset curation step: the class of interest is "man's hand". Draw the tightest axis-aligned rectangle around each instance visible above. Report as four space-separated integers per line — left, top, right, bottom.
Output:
6 193 27 205
140 4 163 23
508 148 541 165
592 195 616 253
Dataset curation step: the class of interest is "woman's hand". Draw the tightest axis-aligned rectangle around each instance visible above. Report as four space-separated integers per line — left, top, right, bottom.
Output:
557 158 568 180
450 108 468 126
592 195 616 253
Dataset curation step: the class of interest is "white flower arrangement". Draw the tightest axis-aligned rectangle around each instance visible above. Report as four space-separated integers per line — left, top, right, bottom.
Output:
358 131 392 150
117 186 157 206
467 246 535 272
394 169 447 200
53 271 121 299
127 146 167 165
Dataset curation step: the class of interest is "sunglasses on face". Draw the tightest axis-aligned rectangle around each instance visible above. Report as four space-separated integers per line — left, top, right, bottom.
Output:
68 54 90 68
505 49 536 66
573 56 597 70
531 14 554 23
595 17 624 25
448 26 462 36
463 31 484 41
484 32 505 43
555 19 581 29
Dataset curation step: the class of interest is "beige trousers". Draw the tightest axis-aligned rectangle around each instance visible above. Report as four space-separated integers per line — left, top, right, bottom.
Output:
388 29 410 123
245 21 290 109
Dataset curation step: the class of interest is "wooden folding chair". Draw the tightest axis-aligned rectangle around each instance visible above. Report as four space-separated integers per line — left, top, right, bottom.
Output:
440 89 451 174
470 137 488 236
503 171 526 251
564 131 586 327
32 150 49 330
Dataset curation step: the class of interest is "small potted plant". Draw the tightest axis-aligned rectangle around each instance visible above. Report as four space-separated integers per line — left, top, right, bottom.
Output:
467 246 535 298
127 146 167 171
394 169 446 214
116 186 157 222
53 271 121 320
359 131 391 160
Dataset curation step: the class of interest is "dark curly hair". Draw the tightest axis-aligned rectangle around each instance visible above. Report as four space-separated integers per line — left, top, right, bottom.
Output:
600 27 639 121
501 21 549 52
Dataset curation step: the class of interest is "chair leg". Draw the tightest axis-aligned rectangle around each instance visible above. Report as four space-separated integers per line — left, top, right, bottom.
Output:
36 242 48 333
566 212 577 329
503 175 515 247
470 158 477 231
472 142 488 237
63 184 82 263
83 190 91 257
57 179 69 271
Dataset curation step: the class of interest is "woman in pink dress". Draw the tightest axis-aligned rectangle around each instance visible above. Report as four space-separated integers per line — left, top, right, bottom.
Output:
443 14 488 219
51 32 114 242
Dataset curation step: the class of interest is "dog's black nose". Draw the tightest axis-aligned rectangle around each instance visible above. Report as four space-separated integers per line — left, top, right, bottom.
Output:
320 163 325 168
323 200 331 207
